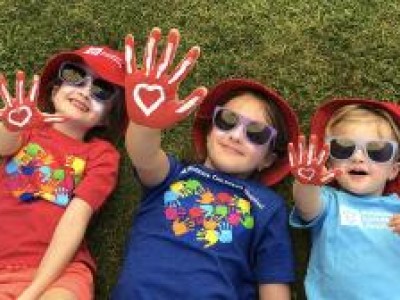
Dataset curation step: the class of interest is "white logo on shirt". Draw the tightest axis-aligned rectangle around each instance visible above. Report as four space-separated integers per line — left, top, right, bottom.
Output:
339 206 392 229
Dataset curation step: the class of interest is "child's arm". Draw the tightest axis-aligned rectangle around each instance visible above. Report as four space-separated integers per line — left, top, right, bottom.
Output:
259 283 291 300
292 180 323 221
0 71 66 156
288 135 341 221
123 28 207 186
17 197 93 300
125 121 169 187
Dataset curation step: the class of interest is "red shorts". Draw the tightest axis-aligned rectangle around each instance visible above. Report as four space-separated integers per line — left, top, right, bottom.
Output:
0 262 93 299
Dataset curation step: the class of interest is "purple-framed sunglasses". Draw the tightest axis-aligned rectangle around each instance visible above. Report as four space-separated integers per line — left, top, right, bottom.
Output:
58 62 118 102
212 106 277 147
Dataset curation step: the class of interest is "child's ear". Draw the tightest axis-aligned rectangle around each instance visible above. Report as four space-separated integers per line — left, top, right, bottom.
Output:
389 161 400 181
258 152 277 172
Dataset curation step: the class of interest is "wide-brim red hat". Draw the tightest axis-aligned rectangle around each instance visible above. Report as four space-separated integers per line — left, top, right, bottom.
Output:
310 98 400 195
38 46 125 98
192 78 300 186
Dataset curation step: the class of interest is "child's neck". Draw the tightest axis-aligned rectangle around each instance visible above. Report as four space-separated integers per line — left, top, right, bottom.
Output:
52 122 87 141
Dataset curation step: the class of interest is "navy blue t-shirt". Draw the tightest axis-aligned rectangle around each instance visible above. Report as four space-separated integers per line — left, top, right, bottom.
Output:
112 156 294 299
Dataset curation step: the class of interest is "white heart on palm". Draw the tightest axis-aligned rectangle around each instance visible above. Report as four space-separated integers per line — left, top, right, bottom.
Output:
298 167 316 180
133 84 166 116
7 105 32 128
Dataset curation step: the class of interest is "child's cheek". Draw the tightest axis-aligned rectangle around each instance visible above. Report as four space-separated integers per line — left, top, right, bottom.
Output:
91 99 105 113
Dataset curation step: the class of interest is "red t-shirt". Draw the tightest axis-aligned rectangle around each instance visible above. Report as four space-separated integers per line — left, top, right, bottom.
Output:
0 126 120 271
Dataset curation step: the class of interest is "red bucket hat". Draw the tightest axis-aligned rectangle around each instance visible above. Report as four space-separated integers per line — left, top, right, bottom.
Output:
192 78 300 186
38 45 125 101
310 98 400 195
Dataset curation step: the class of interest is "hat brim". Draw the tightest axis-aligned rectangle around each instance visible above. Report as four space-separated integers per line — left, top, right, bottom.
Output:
192 78 300 186
310 97 400 195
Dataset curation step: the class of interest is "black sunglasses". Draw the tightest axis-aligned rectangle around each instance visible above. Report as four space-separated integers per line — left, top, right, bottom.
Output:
326 137 398 163
58 62 118 102
212 106 277 146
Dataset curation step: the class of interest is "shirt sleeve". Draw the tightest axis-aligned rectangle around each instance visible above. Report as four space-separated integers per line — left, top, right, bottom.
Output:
73 140 120 211
254 197 295 283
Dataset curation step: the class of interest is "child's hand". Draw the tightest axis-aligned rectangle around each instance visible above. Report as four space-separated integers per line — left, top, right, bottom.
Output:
389 214 400 234
288 134 341 185
0 71 66 132
124 27 207 128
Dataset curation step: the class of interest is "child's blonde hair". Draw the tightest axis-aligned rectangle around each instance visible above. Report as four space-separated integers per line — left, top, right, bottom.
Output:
325 104 400 143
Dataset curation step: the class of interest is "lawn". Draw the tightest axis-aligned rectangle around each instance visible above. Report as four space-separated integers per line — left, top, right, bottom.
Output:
1 0 399 299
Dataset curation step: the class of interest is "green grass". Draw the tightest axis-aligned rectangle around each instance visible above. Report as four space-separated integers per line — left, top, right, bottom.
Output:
1 1 400 299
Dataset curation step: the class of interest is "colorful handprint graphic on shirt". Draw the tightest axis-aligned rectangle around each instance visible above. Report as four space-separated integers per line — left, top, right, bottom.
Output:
4 142 86 207
163 178 255 248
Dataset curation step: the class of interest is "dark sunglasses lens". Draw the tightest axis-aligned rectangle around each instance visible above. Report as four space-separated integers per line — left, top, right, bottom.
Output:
214 109 238 131
366 141 395 162
60 64 86 84
246 122 270 145
329 138 356 159
92 79 116 102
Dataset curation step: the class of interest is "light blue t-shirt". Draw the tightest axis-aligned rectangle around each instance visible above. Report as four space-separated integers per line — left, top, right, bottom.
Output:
291 186 400 300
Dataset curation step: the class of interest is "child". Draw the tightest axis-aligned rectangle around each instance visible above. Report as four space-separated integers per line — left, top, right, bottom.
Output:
288 98 400 299
0 45 126 299
112 28 299 299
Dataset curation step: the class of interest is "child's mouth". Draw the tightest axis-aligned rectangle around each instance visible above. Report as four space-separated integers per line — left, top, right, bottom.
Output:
70 99 90 112
348 169 368 176
220 143 244 156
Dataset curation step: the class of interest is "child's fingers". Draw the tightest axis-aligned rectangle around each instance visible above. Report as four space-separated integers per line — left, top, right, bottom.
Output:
175 86 207 115
319 171 337 185
317 143 330 166
298 135 306 165
15 71 25 105
125 34 137 75
307 135 317 165
168 46 200 86
28 75 40 103
389 221 400 234
156 28 180 79
287 143 298 168
0 74 12 107
143 27 162 77
42 113 68 123
388 215 400 227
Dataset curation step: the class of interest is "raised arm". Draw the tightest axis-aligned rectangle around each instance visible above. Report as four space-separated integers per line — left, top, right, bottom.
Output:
288 135 341 221
0 71 66 156
124 28 207 186
125 121 169 187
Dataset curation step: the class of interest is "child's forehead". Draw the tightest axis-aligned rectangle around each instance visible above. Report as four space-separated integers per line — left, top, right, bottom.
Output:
329 116 396 139
223 94 272 121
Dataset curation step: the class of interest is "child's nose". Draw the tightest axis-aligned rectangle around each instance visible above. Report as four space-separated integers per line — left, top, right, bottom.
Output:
228 124 246 142
351 148 366 162
77 78 93 97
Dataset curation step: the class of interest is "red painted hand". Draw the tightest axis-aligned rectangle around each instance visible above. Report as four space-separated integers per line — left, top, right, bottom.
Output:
288 135 341 185
124 27 207 128
0 71 66 132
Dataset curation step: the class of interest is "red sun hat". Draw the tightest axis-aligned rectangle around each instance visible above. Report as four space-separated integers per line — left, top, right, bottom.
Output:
310 97 400 195
38 45 125 100
192 78 300 186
